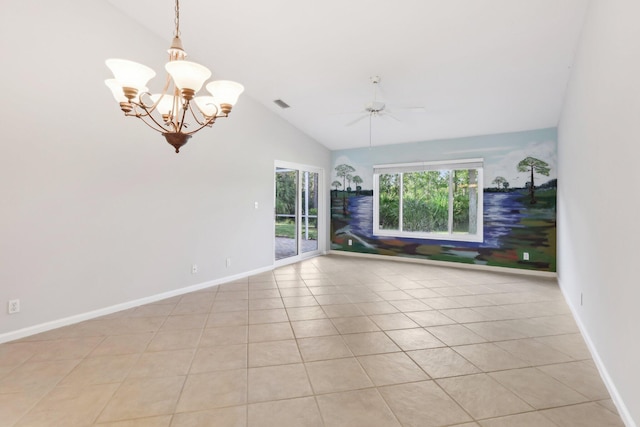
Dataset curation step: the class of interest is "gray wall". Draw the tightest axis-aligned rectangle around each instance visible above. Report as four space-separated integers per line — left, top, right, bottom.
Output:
558 0 640 425
0 0 330 337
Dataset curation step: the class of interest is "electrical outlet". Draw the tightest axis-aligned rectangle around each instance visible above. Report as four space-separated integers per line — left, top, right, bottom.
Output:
523 252 529 261
348 239 353 246
226 258 231 268
254 202 259 209
191 264 198 274
8 299 20 314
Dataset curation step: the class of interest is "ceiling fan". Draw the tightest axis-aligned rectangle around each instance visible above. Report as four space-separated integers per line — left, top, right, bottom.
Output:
345 75 426 147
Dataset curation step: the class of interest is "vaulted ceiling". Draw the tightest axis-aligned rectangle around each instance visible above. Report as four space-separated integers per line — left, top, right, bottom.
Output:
106 0 589 150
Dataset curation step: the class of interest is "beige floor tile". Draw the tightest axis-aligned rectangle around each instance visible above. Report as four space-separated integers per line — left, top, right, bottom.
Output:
408 348 480 378
93 414 172 426
385 328 444 351
297 335 353 362
495 338 574 366
316 388 400 427
176 370 246 412
597 399 619 415
191 344 247 373
427 324 487 346
453 343 529 372
464 321 527 341
248 340 301 367
404 288 441 299
291 319 339 338
405 311 456 327
368 313 419 330
286 306 327 321
26 337 103 362
314 294 351 305
379 381 472 427
59 354 138 385
479 412 558 427
248 396 322 427
211 300 249 312
437 373 533 419
161 314 207 331
357 352 428 386
249 298 285 310
331 316 380 334
539 361 611 400
200 326 248 346
376 290 413 301
322 304 365 318
388 299 432 312
206 311 249 327
147 330 201 352
214 291 248 301
342 332 400 356
127 349 194 378
282 296 319 308
305 357 373 393
421 297 463 309
439 308 490 323
542 402 625 427
0 359 80 393
99 376 186 422
249 289 281 299
534 333 591 360
171 406 246 427
249 322 295 342
248 363 312 403
278 287 312 297
16 383 118 426
0 389 48 426
171 300 213 315
490 367 588 409
248 308 288 324
355 301 398 315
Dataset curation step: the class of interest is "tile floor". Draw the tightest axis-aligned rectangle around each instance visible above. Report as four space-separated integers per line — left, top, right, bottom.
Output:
0 255 626 426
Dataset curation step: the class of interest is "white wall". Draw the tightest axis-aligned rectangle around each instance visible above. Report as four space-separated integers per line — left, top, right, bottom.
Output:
0 0 330 337
558 0 640 425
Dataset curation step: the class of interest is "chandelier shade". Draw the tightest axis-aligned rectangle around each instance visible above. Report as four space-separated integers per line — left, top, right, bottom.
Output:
164 61 211 99
105 0 243 153
206 80 245 106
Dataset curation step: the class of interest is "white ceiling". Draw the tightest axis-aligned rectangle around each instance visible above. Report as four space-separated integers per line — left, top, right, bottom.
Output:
105 0 589 150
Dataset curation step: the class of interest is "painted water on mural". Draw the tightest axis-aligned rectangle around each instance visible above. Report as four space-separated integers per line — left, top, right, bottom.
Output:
332 188 556 271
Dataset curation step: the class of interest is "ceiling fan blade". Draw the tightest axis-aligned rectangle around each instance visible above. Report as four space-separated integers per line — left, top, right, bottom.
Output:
345 114 370 127
382 110 402 122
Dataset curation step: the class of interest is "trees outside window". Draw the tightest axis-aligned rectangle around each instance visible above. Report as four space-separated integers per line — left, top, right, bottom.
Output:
374 159 483 242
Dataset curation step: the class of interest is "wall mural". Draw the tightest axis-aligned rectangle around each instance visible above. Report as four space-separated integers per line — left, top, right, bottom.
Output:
330 128 557 272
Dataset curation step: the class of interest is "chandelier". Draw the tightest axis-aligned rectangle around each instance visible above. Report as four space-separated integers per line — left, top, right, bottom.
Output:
104 0 244 153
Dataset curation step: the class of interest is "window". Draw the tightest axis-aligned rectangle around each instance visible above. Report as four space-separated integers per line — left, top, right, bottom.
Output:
373 159 483 242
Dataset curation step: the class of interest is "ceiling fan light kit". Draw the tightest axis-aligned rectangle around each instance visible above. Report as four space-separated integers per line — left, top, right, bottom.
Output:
104 0 244 153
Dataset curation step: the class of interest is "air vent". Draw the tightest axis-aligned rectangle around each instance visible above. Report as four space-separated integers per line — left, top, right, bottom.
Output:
273 99 291 109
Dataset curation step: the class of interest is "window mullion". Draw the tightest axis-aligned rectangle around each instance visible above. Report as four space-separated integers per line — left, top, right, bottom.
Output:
399 173 404 232
448 170 453 236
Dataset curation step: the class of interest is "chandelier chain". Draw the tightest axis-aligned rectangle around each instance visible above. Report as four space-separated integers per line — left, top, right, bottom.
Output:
174 0 181 37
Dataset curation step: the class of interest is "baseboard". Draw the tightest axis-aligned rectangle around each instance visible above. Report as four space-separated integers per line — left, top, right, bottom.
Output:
328 250 557 279
0 264 275 344
558 282 636 427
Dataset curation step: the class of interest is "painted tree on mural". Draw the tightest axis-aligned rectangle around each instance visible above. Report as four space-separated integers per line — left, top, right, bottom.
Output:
331 180 342 192
352 175 363 194
492 176 509 190
346 174 353 192
517 156 550 204
335 164 355 195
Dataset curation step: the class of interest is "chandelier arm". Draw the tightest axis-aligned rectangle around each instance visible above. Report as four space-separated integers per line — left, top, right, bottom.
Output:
185 102 217 127
136 114 170 134
176 101 190 133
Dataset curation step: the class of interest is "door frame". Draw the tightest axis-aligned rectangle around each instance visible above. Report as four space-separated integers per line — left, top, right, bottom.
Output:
274 160 325 267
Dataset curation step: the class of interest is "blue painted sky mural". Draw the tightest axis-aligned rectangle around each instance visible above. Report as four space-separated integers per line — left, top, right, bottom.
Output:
330 128 557 272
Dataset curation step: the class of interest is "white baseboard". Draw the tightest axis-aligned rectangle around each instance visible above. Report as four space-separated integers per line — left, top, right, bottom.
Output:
328 250 557 278
0 264 274 345
558 282 636 427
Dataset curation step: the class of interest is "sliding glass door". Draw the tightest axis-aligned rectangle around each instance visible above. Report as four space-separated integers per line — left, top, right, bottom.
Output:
275 162 323 263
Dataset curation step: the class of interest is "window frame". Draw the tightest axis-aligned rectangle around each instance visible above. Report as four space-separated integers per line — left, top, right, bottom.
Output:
373 158 484 242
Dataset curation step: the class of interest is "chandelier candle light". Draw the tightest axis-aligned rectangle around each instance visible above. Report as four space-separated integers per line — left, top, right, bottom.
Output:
105 0 244 153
